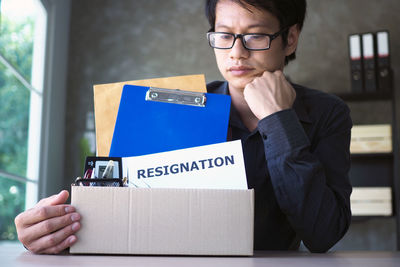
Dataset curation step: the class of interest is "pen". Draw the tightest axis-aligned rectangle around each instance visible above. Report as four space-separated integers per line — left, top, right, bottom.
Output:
102 160 114 178
84 168 93 179
91 167 96 179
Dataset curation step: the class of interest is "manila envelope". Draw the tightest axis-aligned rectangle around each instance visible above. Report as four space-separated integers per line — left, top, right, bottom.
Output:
94 74 207 156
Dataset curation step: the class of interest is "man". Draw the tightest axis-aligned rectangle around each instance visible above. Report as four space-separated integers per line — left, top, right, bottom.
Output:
205 0 352 252
15 0 352 254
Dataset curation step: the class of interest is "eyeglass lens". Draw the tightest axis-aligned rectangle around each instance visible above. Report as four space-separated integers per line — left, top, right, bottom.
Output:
209 33 271 50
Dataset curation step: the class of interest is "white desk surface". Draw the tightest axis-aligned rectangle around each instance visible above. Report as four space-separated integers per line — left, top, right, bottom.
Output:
2 242 400 267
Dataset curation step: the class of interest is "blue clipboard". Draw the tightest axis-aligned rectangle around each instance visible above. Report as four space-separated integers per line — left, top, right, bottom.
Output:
109 85 231 157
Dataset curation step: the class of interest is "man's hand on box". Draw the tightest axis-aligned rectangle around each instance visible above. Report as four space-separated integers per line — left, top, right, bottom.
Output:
14 190 81 254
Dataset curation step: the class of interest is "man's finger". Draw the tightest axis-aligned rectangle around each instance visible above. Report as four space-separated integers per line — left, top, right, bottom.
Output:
16 205 75 227
28 222 80 255
40 235 77 254
37 190 69 207
23 212 80 242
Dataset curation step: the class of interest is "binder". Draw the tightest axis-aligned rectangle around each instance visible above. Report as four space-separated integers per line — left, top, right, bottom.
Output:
349 34 364 93
109 85 231 157
362 33 378 92
93 74 207 156
376 31 392 93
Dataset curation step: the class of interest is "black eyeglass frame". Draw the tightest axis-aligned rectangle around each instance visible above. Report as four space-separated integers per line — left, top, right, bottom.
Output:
206 27 288 51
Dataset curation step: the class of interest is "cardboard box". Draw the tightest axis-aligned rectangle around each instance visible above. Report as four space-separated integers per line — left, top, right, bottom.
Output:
351 187 392 216
70 186 254 255
350 124 392 154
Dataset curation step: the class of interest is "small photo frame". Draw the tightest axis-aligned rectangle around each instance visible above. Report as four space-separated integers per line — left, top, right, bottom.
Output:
84 156 123 179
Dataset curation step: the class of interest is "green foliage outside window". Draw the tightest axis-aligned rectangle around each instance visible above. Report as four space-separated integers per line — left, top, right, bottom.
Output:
0 16 34 241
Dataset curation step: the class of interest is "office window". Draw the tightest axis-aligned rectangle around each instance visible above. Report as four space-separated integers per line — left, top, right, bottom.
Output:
0 0 46 241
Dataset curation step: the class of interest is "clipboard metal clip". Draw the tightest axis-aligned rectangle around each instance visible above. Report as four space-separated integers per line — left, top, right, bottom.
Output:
145 87 206 107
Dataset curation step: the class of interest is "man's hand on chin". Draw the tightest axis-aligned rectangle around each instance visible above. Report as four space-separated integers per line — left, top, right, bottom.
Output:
243 70 296 120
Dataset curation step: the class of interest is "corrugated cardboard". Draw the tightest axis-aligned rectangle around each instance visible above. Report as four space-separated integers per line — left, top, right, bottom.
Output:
350 124 392 153
70 186 254 255
351 187 392 216
94 74 207 156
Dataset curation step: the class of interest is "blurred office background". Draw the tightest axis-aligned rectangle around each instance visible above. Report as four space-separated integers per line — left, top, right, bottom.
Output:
0 0 399 250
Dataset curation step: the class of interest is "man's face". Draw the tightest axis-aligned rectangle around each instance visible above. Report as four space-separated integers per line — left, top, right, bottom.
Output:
213 0 288 92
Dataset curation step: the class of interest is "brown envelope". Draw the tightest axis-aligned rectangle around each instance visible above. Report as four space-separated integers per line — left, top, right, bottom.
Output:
94 74 207 156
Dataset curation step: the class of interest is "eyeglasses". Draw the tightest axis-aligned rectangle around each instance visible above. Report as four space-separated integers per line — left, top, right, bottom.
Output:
207 28 287 51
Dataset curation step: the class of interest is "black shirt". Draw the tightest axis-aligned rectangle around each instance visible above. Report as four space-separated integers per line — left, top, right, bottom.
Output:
207 81 352 252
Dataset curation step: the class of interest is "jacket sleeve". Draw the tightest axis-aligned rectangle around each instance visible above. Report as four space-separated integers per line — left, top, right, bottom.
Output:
257 102 352 253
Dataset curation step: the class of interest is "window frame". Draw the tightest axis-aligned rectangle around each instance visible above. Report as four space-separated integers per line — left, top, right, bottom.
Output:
37 0 70 201
0 0 71 212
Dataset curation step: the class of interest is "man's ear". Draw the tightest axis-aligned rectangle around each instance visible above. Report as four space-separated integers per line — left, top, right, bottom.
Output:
285 24 300 56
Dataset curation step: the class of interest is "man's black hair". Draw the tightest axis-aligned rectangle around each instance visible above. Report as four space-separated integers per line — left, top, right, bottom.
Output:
205 0 307 65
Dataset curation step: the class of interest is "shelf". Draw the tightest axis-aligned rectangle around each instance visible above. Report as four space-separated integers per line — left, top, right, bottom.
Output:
351 215 395 222
336 91 392 102
349 157 393 187
351 152 393 160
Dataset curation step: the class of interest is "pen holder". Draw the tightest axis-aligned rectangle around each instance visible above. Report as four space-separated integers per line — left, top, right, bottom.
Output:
74 177 124 187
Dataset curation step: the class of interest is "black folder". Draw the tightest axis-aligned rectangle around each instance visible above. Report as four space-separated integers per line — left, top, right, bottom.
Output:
376 31 392 93
362 33 378 93
349 34 364 93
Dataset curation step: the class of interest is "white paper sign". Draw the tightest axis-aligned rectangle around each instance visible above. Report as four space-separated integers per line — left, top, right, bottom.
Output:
122 140 248 189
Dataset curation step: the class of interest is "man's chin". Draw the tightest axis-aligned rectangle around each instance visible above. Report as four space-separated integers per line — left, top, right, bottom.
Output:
226 75 256 90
